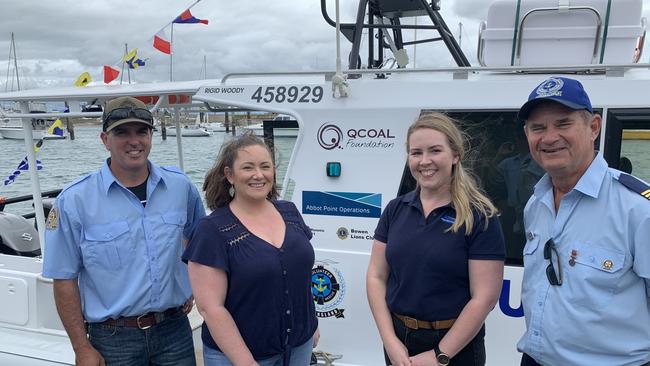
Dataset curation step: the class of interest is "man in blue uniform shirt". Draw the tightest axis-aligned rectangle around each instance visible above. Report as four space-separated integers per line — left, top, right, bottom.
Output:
43 96 206 365
516 77 650 366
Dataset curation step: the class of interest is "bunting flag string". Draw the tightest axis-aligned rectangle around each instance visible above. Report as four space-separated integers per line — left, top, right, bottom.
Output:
3 157 43 187
104 65 120 84
77 1 209 83
173 9 209 25
153 29 172 55
74 72 92 87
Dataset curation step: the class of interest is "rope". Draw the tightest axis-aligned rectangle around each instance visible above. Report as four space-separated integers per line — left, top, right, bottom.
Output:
510 0 522 66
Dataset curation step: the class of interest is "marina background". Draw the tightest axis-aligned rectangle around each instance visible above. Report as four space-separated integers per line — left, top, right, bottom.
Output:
0 126 297 216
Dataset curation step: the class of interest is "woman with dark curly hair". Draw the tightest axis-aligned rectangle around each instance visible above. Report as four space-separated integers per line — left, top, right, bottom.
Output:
183 134 318 366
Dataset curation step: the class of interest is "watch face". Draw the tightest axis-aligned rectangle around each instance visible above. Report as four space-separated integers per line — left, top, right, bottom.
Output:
437 353 451 365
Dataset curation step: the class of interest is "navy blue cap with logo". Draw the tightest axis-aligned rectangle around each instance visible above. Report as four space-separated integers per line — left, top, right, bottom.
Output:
518 77 593 123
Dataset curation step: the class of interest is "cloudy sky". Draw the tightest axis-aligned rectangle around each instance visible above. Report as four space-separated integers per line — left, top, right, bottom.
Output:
1 0 649 90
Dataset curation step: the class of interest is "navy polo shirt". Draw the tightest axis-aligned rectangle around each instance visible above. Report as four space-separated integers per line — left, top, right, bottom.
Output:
374 189 505 321
182 200 317 360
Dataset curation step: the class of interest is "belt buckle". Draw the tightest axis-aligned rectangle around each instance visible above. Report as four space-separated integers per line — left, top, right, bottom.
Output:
136 314 152 330
402 316 418 330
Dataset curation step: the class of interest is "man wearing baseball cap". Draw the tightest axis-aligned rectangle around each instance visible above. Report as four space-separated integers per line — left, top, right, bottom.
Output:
43 96 206 365
516 77 650 366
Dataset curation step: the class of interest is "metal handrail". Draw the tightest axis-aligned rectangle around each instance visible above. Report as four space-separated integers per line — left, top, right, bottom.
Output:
218 62 650 85
477 21 487 67
515 6 602 65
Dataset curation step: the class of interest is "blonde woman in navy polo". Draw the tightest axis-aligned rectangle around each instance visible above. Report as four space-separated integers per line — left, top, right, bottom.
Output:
367 113 506 366
182 134 318 366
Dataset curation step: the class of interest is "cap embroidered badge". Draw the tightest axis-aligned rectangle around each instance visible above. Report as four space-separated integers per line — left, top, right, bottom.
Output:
518 77 593 122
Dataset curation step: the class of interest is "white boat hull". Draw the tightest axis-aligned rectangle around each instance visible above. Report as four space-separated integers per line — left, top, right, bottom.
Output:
0 254 203 365
0 127 46 140
165 127 212 137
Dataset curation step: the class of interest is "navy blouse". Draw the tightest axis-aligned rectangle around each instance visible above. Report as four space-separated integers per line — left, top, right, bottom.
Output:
374 189 505 321
182 200 317 360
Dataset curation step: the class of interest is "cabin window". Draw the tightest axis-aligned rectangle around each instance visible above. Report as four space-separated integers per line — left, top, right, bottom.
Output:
604 109 650 183
262 117 299 199
398 110 533 267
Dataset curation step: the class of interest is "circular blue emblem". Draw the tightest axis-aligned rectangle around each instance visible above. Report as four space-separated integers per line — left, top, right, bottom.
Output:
535 78 563 97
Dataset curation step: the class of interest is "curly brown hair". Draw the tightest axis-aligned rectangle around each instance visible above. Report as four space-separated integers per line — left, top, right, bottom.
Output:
203 133 279 210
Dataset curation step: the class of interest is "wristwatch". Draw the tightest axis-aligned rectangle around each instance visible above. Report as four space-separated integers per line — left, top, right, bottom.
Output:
433 344 450 366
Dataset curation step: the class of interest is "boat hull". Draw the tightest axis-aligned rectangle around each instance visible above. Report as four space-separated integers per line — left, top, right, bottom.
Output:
0 127 45 140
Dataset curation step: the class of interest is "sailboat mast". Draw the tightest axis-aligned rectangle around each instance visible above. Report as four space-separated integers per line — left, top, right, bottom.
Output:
11 33 20 91
5 32 21 92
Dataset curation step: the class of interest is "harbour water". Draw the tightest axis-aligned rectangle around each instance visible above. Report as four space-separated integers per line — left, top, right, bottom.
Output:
0 125 296 215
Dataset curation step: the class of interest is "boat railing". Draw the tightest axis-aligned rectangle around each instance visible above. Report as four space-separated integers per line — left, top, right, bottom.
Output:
0 189 61 219
218 62 650 85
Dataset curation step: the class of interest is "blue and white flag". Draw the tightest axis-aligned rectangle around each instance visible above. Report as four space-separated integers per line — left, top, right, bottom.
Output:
3 156 43 186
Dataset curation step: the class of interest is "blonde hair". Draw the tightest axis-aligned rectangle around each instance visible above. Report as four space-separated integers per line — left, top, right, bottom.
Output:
203 133 279 211
407 112 498 233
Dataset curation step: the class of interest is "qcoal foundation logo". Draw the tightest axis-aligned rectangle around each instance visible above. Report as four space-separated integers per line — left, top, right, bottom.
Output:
336 227 349 239
317 124 343 150
312 261 346 318
317 122 396 150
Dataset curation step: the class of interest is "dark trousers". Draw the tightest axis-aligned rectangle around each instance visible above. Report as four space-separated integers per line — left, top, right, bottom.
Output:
385 313 486 366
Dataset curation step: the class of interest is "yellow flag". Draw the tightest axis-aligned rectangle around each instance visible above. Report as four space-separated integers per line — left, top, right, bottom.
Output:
74 72 92 87
47 119 64 136
122 48 138 62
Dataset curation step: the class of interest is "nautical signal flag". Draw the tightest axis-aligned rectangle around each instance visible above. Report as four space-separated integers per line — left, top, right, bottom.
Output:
153 29 171 55
74 72 92 87
48 119 65 137
173 9 208 25
103 65 120 84
122 48 146 69
3 156 43 187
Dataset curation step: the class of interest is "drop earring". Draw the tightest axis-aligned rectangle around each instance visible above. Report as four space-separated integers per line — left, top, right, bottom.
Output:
228 185 235 197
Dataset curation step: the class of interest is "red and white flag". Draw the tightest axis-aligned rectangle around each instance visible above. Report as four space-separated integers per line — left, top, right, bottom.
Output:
153 29 172 55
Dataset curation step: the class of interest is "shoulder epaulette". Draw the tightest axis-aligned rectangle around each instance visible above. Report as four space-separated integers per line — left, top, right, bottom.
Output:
59 173 93 194
616 173 650 201
161 166 184 174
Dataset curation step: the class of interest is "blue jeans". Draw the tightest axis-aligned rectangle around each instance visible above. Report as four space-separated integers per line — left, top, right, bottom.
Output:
87 310 196 366
203 337 313 366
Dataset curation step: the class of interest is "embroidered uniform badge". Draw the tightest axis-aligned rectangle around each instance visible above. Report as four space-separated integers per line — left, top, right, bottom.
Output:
46 208 59 230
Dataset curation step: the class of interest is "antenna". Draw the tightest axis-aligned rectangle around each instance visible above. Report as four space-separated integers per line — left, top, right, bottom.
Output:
332 0 349 98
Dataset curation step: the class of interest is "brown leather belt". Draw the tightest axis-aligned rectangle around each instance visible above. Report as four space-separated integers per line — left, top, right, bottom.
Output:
99 307 181 330
394 313 456 330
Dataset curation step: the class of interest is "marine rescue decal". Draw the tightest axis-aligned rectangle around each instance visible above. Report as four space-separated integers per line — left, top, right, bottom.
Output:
302 191 381 218
312 261 346 318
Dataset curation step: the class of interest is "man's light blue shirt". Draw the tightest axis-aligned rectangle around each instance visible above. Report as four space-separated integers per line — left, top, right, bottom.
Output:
517 153 650 366
43 160 206 322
